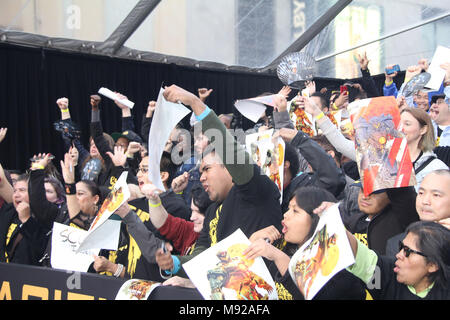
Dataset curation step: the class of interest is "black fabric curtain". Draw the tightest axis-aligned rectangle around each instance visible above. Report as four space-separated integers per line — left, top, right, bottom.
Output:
0 43 388 172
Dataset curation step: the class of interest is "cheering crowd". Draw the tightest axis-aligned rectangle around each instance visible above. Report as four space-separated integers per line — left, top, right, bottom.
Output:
0 53 449 300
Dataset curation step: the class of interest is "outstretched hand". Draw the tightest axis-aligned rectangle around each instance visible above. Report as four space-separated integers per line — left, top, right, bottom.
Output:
198 88 213 102
106 146 127 167
0 128 7 144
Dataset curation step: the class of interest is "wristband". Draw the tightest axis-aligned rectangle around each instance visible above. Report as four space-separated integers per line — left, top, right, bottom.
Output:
65 183 76 195
315 112 325 121
31 164 45 170
332 103 338 110
61 108 69 113
149 200 161 208
169 255 181 275
114 264 124 277
384 80 393 86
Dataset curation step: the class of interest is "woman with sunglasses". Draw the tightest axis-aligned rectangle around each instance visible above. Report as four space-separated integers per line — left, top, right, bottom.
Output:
346 220 450 299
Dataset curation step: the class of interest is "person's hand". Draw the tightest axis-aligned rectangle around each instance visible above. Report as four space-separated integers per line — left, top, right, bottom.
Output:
146 100 157 118
276 128 298 143
93 255 115 273
352 83 363 92
113 92 129 110
106 146 127 167
163 276 196 288
312 201 336 217
273 93 288 112
56 97 69 110
16 202 31 223
155 243 174 271
404 65 422 83
384 64 398 83
164 85 199 106
302 96 322 117
320 87 328 94
249 225 281 243
90 94 101 109
305 80 316 95
198 88 213 102
0 128 7 144
126 142 141 158
69 144 79 166
60 152 75 184
356 52 370 71
438 217 450 230
243 239 279 261
258 125 269 133
396 95 407 112
30 153 52 170
171 172 189 194
114 201 131 219
440 62 450 83
418 58 429 72
334 91 349 109
141 183 161 203
277 85 292 98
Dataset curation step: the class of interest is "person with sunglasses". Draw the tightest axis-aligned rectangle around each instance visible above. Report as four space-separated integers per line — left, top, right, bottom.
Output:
345 220 449 299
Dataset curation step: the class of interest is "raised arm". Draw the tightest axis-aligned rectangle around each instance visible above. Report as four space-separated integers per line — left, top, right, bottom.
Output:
60 151 79 220
163 85 254 185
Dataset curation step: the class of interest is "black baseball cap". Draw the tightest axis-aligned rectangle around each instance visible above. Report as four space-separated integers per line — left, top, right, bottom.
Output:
111 130 143 144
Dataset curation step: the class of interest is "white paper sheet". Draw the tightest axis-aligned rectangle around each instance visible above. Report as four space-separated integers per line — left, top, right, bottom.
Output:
51 222 99 272
183 229 278 300
234 100 267 123
98 87 135 109
147 87 192 191
424 46 450 91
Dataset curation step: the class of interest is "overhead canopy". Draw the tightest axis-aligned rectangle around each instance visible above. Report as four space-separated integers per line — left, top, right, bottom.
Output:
1 0 449 79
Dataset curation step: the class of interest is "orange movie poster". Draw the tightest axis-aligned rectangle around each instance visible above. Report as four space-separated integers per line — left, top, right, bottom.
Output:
349 97 416 195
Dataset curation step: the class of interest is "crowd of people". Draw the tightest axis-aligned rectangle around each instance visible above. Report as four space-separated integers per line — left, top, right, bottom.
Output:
0 52 449 300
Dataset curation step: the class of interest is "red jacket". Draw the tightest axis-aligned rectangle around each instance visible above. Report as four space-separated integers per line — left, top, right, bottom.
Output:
158 214 199 255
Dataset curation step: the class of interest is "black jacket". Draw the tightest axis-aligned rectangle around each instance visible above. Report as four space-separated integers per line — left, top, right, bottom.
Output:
282 131 346 213
0 203 49 265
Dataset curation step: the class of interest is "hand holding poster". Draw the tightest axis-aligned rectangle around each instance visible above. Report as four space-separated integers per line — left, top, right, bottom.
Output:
98 87 135 108
288 203 355 300
76 171 130 252
183 229 278 300
148 87 192 191
348 96 416 196
245 129 285 201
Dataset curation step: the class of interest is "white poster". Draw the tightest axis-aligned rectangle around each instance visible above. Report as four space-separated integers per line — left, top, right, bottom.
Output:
288 203 355 300
50 222 99 272
424 45 450 91
148 87 191 191
183 229 278 300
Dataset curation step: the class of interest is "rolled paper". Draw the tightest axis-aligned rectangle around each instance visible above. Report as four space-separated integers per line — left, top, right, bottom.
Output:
98 87 135 109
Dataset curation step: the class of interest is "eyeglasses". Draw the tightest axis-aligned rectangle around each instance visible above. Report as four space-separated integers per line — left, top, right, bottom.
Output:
137 167 149 174
398 241 427 258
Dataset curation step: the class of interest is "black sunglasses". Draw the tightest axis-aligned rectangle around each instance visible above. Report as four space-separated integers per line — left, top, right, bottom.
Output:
398 241 427 258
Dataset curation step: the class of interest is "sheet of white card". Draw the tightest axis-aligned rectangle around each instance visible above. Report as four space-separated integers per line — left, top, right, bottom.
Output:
424 46 450 91
98 87 135 109
51 222 99 272
183 228 278 300
234 100 267 123
148 87 191 191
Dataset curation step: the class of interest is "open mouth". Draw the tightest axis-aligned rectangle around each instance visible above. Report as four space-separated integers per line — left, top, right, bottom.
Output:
281 221 287 234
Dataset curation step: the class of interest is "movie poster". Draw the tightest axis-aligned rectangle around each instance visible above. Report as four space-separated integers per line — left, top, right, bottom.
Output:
348 97 416 195
76 171 130 252
245 129 285 201
288 203 355 300
183 229 278 300
115 279 161 300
